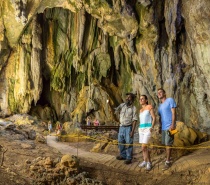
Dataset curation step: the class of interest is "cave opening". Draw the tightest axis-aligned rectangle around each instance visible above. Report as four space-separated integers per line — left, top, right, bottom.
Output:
34 12 52 108
28 10 58 121
36 78 51 106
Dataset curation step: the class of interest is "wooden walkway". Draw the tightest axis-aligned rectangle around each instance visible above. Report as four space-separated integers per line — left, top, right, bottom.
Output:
47 135 210 174
47 135 144 172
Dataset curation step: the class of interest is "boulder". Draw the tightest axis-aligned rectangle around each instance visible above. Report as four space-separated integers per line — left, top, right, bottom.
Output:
174 121 206 147
5 123 16 130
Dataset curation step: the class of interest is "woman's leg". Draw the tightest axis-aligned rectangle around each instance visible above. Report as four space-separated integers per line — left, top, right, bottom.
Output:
147 148 151 163
142 131 151 163
142 144 148 162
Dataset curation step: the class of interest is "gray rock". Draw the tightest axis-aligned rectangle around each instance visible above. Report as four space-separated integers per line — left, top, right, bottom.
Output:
5 123 16 130
28 130 36 140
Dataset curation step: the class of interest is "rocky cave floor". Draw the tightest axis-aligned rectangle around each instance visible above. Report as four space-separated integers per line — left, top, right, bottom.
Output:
0 114 210 185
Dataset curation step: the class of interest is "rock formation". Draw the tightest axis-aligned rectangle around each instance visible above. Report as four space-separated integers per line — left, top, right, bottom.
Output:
0 0 210 134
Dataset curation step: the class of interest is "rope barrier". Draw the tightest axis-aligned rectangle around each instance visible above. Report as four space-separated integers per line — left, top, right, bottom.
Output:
50 133 210 150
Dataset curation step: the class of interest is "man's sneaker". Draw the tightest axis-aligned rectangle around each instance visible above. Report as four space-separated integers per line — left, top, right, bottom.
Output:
124 159 132 164
138 161 147 168
116 156 126 160
145 162 152 171
162 162 171 171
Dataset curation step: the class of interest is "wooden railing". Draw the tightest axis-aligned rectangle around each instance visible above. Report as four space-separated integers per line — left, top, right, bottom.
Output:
80 125 119 132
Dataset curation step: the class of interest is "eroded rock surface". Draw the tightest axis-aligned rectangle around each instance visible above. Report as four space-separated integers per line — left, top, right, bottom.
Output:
0 0 210 135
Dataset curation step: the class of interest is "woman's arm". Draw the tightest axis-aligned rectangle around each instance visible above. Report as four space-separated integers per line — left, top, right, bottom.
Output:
150 108 156 131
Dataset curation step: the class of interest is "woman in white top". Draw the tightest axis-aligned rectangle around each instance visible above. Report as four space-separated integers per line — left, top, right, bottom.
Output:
138 95 156 171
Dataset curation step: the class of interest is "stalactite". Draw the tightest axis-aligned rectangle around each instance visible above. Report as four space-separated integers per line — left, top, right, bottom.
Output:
87 17 98 100
114 45 121 70
138 0 152 7
112 0 122 12
72 11 81 72
0 2 3 44
21 0 27 24
17 44 27 98
121 1 137 54
31 16 42 105
0 16 5 53
11 0 27 25
101 32 108 53
125 36 135 54
78 7 86 57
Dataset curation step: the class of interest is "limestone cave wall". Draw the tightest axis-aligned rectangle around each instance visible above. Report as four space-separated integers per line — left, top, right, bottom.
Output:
0 0 210 133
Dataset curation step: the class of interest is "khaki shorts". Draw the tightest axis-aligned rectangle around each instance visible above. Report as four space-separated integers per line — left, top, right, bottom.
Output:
162 130 174 146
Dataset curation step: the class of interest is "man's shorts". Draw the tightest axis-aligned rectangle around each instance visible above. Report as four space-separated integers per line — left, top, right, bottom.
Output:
139 128 151 144
162 130 174 146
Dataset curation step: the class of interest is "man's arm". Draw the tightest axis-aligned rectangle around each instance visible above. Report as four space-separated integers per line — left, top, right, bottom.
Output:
114 103 124 113
157 108 162 134
170 108 176 130
159 116 162 134
130 120 137 138
130 106 138 138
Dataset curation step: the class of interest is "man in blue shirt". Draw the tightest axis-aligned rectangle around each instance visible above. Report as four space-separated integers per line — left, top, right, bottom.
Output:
157 88 177 170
